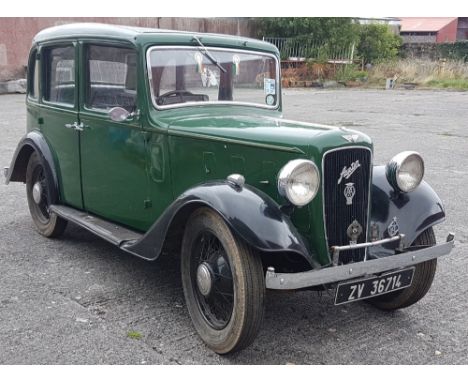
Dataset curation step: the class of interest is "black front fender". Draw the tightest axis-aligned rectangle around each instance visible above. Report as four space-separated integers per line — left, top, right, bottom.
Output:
123 181 313 265
369 166 445 255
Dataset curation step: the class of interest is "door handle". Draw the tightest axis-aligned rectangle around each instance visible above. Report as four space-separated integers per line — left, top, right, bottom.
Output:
64 122 78 129
64 122 87 131
75 122 85 132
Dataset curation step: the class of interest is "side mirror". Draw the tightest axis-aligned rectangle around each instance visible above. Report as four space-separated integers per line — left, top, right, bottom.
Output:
108 107 140 122
109 107 130 122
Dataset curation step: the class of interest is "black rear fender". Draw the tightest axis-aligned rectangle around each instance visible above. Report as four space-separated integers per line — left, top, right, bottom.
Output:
5 131 59 203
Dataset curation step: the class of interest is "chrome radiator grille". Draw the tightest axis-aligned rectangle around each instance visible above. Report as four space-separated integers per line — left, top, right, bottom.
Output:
323 147 372 264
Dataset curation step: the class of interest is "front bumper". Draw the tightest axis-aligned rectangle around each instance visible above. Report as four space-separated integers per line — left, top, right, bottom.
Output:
265 233 455 290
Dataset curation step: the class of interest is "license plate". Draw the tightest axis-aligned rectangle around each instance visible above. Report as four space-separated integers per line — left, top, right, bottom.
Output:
334 268 415 305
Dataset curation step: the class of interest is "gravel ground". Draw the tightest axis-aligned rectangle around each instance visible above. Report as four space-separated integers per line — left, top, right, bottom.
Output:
0 89 466 364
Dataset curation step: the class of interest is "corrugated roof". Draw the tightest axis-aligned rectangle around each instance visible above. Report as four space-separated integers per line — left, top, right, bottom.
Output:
399 17 457 32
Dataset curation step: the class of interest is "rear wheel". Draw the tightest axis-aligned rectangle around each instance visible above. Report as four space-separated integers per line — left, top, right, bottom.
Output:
181 207 265 354
367 228 437 310
26 151 67 238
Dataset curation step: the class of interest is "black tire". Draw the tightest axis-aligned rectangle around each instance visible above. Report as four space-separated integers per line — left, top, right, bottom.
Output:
181 207 265 354
367 228 437 310
26 151 67 238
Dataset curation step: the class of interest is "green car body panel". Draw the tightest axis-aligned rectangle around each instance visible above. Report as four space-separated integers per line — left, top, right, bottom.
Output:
9 23 442 269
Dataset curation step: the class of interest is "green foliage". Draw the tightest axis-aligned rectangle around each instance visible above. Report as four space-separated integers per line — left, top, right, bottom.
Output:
257 18 402 64
436 41 468 61
426 79 468 89
335 65 368 82
357 24 402 64
127 330 142 340
257 17 360 53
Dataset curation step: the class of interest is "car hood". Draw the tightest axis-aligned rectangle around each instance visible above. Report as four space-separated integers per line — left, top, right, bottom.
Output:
165 111 373 158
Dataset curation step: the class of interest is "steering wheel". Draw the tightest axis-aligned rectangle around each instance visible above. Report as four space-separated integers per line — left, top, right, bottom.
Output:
156 90 194 105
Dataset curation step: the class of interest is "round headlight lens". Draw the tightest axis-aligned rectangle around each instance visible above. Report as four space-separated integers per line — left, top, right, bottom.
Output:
278 159 320 206
386 151 424 192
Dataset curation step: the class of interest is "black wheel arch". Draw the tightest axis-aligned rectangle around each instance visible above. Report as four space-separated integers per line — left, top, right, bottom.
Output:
6 131 60 204
369 166 446 257
122 182 315 269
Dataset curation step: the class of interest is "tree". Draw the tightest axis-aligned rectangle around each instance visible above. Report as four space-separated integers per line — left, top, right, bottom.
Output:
256 17 360 51
256 18 402 64
357 24 402 64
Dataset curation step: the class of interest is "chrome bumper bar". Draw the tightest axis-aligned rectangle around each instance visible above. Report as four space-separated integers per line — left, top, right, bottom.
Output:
265 233 455 290
331 234 405 265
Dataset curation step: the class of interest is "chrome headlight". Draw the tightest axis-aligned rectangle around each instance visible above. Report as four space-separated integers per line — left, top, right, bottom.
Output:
386 151 424 193
277 159 320 206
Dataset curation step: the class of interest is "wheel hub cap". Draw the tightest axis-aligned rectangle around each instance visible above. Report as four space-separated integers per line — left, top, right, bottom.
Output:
196 262 213 297
32 182 43 204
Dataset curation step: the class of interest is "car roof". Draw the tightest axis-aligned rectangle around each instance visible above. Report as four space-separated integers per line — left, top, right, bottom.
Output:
33 23 279 54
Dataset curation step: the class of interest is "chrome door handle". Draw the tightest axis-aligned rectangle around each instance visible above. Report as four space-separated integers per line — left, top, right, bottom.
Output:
64 122 78 129
75 122 85 132
64 122 87 131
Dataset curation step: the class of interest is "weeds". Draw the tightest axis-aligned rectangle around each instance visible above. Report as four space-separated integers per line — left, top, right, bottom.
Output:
127 330 143 340
367 59 468 89
280 59 468 90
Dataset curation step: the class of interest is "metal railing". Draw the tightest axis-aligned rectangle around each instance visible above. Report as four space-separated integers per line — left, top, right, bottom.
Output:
263 37 355 63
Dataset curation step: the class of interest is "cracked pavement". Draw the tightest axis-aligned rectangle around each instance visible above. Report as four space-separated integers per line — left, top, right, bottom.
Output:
0 89 467 364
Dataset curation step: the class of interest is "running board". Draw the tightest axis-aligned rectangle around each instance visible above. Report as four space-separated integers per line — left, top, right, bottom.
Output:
49 205 143 247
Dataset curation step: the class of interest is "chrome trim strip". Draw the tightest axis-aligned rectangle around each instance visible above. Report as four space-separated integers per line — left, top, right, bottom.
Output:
265 234 455 290
321 145 373 264
145 45 280 111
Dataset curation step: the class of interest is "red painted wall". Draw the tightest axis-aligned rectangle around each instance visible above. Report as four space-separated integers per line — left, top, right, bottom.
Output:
436 18 458 43
0 17 256 81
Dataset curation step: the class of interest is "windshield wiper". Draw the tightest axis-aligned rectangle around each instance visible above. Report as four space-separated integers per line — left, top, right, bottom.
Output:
192 35 227 73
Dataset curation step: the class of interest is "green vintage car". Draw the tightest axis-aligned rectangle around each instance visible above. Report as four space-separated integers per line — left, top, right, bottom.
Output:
4 23 455 354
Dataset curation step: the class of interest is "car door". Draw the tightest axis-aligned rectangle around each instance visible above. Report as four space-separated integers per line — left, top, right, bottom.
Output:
78 42 150 231
39 43 83 209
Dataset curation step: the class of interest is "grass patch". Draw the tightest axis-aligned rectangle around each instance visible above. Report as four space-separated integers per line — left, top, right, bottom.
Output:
425 79 468 90
367 59 468 90
127 330 143 340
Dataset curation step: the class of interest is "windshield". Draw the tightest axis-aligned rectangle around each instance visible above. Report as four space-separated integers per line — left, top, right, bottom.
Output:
147 46 279 109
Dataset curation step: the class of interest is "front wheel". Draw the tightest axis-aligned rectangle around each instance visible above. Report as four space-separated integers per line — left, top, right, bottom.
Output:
367 228 437 310
181 207 265 354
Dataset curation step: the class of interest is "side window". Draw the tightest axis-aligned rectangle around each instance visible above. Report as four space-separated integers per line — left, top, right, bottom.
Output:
28 50 39 99
43 46 75 106
86 45 137 112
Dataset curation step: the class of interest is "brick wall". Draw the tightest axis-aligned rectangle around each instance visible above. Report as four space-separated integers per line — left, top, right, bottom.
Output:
0 17 257 81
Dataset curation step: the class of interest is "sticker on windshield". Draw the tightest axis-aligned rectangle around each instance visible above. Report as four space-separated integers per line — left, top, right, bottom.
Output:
233 55 240 76
264 78 276 95
194 52 203 74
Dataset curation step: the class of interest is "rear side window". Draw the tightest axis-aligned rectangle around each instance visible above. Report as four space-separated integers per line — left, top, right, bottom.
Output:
28 50 39 99
86 45 137 112
43 46 75 106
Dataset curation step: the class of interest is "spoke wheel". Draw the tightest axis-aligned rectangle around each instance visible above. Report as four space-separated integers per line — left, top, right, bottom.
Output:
192 231 234 330
26 152 67 238
181 207 265 354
